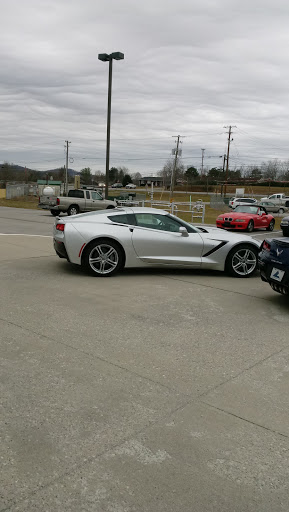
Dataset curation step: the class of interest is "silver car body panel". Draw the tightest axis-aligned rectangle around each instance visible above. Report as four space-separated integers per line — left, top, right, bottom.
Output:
53 208 260 271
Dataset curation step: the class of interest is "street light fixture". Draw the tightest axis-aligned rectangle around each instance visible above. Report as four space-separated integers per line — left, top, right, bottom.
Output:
98 51 124 199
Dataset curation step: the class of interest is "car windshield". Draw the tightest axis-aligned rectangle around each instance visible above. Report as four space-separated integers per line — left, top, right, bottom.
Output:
234 206 259 214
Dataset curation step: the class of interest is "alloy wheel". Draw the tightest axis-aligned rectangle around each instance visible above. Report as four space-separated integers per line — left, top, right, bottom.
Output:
231 248 257 276
88 244 119 275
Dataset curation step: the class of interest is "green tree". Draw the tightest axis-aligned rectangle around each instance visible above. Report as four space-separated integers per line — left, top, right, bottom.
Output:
118 168 125 184
185 167 199 183
80 167 92 185
0 162 16 185
247 166 262 180
208 167 223 180
109 167 118 184
122 174 132 186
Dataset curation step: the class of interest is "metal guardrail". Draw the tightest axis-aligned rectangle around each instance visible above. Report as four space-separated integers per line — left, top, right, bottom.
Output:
116 199 205 223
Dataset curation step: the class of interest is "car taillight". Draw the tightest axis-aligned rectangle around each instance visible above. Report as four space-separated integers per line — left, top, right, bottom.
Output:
56 197 60 205
56 223 65 232
262 240 271 252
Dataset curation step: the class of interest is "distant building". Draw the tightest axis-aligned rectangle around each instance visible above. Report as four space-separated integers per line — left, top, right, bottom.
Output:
139 176 164 187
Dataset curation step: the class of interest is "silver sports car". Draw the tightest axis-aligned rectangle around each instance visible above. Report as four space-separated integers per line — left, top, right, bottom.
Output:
53 207 261 278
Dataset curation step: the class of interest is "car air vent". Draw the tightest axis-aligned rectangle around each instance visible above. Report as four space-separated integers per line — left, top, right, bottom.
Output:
224 217 233 221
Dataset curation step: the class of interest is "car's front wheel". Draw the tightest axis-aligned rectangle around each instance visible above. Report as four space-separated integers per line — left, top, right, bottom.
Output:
279 208 285 214
266 220 275 231
282 229 289 237
83 239 124 277
50 210 59 216
226 244 258 278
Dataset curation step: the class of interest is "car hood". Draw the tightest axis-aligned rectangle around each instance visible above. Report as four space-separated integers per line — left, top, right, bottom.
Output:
218 212 252 219
195 226 261 247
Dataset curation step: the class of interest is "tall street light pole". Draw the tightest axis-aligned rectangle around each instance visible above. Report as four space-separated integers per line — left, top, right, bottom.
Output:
65 140 71 196
98 52 124 199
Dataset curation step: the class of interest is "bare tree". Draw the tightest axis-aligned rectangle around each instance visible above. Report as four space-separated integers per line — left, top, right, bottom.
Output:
158 158 185 188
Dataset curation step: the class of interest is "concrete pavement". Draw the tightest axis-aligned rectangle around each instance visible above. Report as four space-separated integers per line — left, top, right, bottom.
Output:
1 207 289 511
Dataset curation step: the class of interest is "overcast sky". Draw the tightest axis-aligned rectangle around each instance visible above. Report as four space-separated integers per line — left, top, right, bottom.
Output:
1 0 289 175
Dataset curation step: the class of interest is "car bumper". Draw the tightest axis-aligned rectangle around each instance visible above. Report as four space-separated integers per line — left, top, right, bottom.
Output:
258 257 289 294
216 221 248 230
53 239 70 261
38 204 56 210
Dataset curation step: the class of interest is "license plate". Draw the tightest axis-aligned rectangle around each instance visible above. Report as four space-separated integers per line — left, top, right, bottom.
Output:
270 267 285 282
223 222 231 227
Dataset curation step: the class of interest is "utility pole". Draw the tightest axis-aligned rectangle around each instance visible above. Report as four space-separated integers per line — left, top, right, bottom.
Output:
223 126 236 197
65 140 71 196
201 148 205 176
170 135 183 201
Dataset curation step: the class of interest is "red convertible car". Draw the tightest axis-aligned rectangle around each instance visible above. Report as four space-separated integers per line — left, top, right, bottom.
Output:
216 205 275 232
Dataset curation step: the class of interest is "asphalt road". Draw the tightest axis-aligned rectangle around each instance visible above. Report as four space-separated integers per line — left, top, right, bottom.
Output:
1 206 289 512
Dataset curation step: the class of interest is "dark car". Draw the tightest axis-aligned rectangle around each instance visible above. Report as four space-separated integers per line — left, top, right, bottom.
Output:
111 183 123 188
259 238 289 295
280 216 289 236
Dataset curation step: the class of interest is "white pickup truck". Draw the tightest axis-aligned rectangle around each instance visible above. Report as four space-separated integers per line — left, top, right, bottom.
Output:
50 189 116 216
260 193 289 211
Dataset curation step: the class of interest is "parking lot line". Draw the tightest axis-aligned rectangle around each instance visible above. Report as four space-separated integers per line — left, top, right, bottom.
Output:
0 233 52 237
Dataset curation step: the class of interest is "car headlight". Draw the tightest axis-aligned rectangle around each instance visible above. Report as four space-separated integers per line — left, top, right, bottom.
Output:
217 217 223 220
235 219 246 222
281 220 289 225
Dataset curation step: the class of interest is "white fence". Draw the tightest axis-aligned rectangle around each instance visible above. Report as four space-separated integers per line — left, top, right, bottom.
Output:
116 199 205 223
6 184 38 199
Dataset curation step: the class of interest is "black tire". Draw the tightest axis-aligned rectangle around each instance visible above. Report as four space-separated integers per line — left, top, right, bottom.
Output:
106 205 115 209
282 229 289 237
67 205 79 216
50 210 59 216
266 219 275 231
82 238 124 277
247 220 254 232
225 244 258 278
279 208 285 214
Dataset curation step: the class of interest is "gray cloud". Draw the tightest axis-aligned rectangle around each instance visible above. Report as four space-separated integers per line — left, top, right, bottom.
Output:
1 0 289 174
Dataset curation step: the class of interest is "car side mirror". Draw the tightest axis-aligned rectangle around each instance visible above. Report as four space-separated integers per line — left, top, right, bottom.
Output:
179 227 189 237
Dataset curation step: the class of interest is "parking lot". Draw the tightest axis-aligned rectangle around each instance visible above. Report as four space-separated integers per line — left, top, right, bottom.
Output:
1 207 289 511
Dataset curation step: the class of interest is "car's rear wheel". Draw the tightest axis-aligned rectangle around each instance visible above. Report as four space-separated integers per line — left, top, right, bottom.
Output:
83 239 124 277
67 205 79 216
50 210 59 216
106 205 115 209
266 220 275 231
279 208 285 214
282 229 289 237
226 244 258 278
246 220 254 232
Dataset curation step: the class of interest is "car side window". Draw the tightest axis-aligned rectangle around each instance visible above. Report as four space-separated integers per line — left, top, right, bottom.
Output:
68 190 84 198
86 191 90 199
91 192 102 200
135 213 182 232
108 214 135 225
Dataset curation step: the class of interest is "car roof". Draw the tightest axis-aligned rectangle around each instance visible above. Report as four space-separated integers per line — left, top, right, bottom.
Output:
235 197 256 200
62 207 170 222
